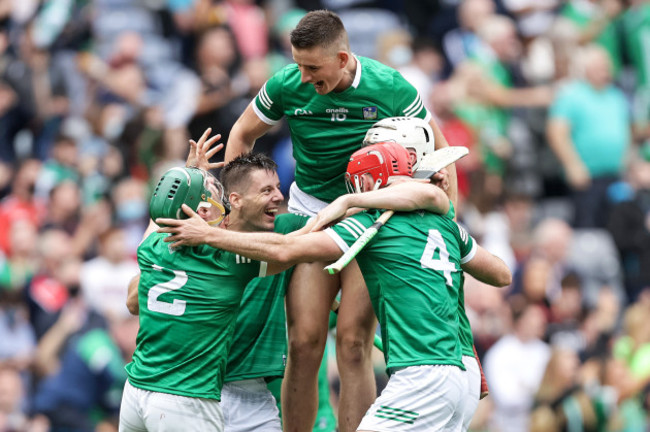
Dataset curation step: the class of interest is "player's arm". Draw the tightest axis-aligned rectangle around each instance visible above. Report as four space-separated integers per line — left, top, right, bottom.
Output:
309 181 449 231
461 245 511 287
156 205 343 273
428 116 458 213
126 274 140 315
225 103 274 162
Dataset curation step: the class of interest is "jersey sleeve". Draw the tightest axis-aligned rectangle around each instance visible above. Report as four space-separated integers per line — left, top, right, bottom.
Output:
393 72 431 122
324 212 376 252
252 69 286 125
457 224 477 264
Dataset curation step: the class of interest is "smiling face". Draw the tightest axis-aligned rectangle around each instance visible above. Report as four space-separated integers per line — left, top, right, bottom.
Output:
292 45 349 94
231 169 283 232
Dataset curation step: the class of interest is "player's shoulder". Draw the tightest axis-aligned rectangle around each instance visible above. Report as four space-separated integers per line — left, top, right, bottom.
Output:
274 212 310 234
358 56 401 80
269 62 301 84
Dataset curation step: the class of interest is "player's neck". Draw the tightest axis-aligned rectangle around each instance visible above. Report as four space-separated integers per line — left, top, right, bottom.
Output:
335 55 357 92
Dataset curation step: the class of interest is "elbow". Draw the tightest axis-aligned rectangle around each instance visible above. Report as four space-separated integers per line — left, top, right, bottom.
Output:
497 270 513 288
126 299 139 316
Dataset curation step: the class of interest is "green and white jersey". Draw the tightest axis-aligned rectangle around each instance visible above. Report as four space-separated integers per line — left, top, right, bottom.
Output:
126 233 266 400
225 213 309 382
325 208 476 371
253 55 430 203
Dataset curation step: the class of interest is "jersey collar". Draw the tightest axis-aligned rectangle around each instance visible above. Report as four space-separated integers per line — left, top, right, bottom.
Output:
351 54 361 89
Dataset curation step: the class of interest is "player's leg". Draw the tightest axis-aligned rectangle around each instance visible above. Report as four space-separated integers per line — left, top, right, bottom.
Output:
118 381 147 432
283 261 339 432
357 365 465 431
141 389 224 432
335 260 378 432
461 355 481 431
222 379 282 432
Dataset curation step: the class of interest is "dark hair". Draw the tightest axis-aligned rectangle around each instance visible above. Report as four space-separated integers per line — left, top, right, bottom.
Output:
220 152 278 195
289 10 347 51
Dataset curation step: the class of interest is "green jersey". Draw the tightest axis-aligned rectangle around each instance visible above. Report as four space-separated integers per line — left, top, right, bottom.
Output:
126 233 265 400
225 213 309 382
326 208 476 371
253 55 430 202
458 273 475 357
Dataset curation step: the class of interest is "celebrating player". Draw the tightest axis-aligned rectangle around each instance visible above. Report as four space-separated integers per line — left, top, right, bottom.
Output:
157 142 511 431
225 10 456 431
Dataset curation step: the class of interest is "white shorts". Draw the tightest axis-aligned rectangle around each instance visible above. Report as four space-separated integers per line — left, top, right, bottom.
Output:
461 356 481 432
287 182 329 217
118 380 224 432
221 379 282 432
357 364 466 432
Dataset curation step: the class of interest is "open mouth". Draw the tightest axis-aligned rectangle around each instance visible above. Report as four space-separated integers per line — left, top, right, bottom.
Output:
264 208 278 218
314 81 324 90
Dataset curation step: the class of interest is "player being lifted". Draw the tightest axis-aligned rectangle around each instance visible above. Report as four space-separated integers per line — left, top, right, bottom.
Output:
157 142 511 431
225 10 456 431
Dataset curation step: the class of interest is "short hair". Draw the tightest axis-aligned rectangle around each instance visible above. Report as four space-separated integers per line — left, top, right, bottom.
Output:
220 152 278 195
289 10 348 52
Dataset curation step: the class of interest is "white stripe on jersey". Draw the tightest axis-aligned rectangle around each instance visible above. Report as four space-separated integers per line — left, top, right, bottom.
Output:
460 239 478 265
403 93 424 117
252 102 279 126
259 261 268 278
339 218 366 237
258 83 273 110
236 255 252 264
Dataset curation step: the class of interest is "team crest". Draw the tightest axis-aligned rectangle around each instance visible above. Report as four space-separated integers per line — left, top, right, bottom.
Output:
363 106 378 120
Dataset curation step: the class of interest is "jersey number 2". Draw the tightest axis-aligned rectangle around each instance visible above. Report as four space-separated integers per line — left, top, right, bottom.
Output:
148 264 187 316
420 229 455 286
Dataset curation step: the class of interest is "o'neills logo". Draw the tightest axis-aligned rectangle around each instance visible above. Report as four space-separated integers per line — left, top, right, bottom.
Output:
327 107 348 122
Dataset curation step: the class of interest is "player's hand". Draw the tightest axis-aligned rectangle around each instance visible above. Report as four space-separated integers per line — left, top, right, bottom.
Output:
187 128 225 171
156 204 211 248
430 168 450 192
309 196 351 231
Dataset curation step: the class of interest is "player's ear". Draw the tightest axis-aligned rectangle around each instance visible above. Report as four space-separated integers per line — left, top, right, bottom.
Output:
228 192 242 210
337 51 349 68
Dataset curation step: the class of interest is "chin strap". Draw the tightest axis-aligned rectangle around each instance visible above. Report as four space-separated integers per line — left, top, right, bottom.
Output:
204 197 228 226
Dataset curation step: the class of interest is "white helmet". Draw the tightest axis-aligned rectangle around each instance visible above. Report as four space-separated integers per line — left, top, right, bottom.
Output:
362 117 435 170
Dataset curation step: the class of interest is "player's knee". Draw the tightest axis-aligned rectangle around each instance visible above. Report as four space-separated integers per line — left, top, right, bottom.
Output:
336 333 372 366
287 333 326 362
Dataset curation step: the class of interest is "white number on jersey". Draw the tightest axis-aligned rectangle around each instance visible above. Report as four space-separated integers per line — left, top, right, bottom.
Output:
148 264 188 316
420 229 456 286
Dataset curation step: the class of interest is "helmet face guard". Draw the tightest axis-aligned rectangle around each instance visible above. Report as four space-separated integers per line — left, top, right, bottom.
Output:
345 142 413 193
362 116 435 170
150 167 228 226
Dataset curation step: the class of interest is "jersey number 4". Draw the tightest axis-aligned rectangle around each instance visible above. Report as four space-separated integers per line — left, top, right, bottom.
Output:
148 264 187 316
420 229 456 286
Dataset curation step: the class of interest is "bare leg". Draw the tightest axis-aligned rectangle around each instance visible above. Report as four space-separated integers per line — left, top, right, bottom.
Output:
336 260 377 432
282 262 339 432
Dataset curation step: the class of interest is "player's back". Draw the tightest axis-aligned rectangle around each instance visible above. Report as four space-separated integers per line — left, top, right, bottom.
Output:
331 209 475 371
126 232 262 400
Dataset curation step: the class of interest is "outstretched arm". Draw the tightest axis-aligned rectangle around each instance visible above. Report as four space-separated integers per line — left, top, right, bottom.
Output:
225 103 274 162
309 181 450 231
461 245 512 287
156 205 343 272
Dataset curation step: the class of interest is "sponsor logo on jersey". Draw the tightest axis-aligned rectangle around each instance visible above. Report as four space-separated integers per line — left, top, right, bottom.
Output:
327 107 348 121
294 108 313 116
363 106 378 120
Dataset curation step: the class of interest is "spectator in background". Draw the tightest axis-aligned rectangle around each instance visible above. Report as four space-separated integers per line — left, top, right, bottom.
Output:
529 347 599 432
0 159 44 255
441 0 495 74
484 301 551 432
398 37 443 114
547 45 631 229
0 366 29 431
80 228 138 321
608 158 650 301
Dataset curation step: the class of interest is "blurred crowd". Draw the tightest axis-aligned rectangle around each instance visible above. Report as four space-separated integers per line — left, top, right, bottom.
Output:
0 0 649 431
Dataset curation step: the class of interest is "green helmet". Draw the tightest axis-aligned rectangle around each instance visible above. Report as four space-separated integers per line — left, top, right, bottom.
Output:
149 167 213 224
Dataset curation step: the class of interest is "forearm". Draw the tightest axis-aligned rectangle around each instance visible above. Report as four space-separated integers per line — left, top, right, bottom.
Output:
546 120 583 170
430 118 459 212
342 182 449 214
224 103 271 162
126 274 140 315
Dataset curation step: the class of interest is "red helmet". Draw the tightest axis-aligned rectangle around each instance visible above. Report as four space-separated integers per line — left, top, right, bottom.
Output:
345 142 413 193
